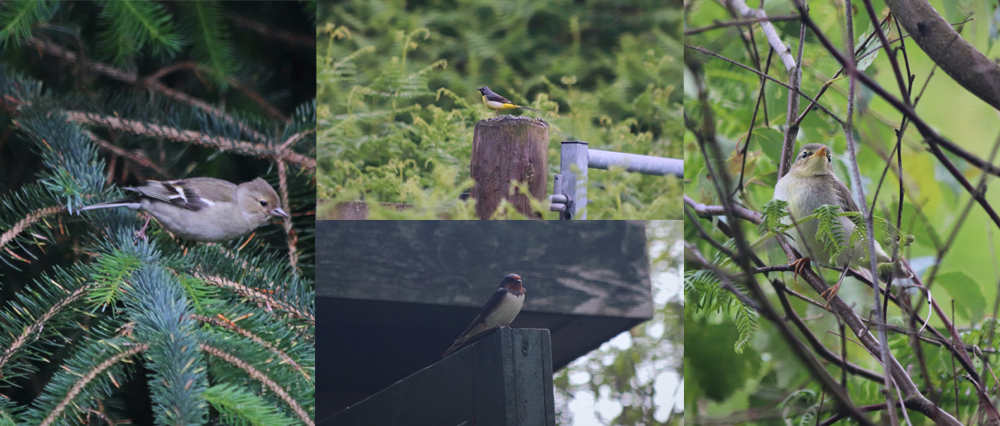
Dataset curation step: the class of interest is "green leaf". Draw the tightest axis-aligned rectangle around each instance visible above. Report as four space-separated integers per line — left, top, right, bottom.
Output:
755 127 784 165
934 271 986 323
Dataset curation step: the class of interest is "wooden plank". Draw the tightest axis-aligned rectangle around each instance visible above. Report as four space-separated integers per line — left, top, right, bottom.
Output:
330 328 555 426
315 298 640 418
316 221 652 319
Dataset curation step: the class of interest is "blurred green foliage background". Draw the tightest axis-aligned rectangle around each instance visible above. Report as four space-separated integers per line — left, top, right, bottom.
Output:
685 0 1000 424
318 0 683 219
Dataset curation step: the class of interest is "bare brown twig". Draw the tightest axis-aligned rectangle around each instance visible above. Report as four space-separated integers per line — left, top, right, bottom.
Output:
65 111 315 171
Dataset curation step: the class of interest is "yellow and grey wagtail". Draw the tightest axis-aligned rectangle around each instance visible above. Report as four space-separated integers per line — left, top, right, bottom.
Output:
478 86 539 116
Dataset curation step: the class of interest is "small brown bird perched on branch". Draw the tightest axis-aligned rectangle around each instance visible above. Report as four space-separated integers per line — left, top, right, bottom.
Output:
773 143 909 302
80 177 289 242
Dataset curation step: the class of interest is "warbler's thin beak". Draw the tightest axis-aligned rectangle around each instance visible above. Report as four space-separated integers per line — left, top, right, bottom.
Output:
812 146 827 159
271 208 290 218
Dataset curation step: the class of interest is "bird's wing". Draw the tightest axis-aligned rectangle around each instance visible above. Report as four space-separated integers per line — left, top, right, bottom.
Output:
453 287 508 339
828 175 860 213
485 92 513 104
826 174 869 230
127 180 212 211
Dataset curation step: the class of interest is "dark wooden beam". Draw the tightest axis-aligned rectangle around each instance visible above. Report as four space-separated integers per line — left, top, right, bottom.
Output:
316 221 652 319
328 328 555 426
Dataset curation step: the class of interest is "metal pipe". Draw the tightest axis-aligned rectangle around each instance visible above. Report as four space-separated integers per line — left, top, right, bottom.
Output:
587 149 683 177
560 141 589 219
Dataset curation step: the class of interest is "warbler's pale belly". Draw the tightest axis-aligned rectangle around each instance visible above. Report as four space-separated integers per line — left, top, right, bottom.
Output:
773 174 860 266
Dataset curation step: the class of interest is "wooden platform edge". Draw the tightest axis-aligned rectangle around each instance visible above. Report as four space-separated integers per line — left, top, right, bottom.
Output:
329 328 555 426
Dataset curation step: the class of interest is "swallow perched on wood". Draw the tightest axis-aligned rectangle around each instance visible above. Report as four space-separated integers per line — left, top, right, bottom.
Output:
442 274 526 357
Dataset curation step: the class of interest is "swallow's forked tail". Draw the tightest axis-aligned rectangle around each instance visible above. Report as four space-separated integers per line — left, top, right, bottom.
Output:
441 337 466 358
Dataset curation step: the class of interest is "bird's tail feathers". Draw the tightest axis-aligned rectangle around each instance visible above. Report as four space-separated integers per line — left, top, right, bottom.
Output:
78 199 141 214
519 105 540 112
442 337 466 358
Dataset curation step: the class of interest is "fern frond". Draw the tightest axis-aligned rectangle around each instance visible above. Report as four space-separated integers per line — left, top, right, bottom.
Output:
758 199 789 236
732 300 758 353
813 204 849 263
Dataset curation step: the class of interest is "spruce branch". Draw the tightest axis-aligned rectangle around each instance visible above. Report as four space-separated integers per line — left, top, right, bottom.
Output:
64 111 316 170
0 205 63 254
38 342 150 426
194 273 315 324
204 383 298 426
83 129 168 176
200 344 314 426
0 284 90 374
192 314 311 382
25 38 274 144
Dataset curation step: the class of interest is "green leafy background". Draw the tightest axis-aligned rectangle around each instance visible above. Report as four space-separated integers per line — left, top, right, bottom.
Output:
685 0 1000 423
318 0 683 219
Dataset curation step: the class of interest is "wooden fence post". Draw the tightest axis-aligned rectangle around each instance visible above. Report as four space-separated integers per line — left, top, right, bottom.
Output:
470 116 549 219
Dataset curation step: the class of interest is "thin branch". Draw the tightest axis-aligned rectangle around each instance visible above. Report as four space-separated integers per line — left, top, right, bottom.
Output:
687 66 876 426
195 273 315 324
778 20 806 178
83 130 169 176
200 343 313 426
773 282 885 383
40 343 150 426
26 38 276 143
64 111 315 171
227 12 316 49
728 0 797 71
842 2 898 424
685 45 845 126
192 314 310 382
685 15 801 36
0 206 65 253
792 3 1000 181
0 284 89 372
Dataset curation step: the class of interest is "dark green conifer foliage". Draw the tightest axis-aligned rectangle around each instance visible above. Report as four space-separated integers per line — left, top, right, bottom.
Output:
0 2 315 424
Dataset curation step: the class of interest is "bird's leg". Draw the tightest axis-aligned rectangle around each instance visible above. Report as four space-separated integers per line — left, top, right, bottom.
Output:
788 256 811 282
135 215 152 241
820 264 850 308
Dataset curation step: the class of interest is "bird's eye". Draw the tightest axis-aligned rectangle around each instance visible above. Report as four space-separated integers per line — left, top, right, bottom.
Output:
260 200 268 207
801 151 810 158
826 154 832 162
